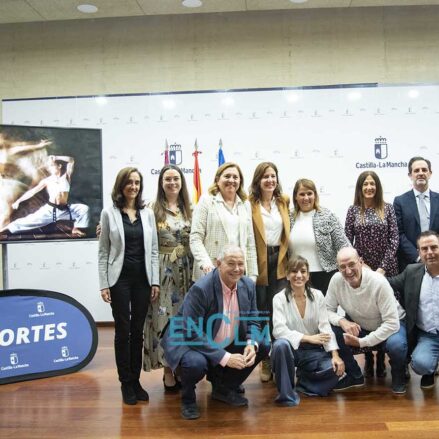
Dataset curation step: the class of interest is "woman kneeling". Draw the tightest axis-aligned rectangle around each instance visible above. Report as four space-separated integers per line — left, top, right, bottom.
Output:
271 256 344 406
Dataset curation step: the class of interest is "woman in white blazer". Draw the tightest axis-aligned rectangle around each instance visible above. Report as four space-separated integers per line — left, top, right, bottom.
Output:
98 167 159 405
190 162 258 281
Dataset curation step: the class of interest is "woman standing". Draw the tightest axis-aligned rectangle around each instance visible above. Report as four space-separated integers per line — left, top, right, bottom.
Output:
98 167 160 405
249 162 290 382
271 257 344 406
289 178 349 295
143 165 193 391
345 170 399 377
190 162 257 281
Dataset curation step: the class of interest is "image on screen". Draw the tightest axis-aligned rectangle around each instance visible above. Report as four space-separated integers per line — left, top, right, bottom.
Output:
0 124 102 243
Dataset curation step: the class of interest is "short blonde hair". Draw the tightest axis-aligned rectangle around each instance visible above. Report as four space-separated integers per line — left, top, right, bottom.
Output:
208 162 247 201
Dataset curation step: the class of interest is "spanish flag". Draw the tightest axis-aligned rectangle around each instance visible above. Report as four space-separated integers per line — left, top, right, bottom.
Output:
193 139 202 204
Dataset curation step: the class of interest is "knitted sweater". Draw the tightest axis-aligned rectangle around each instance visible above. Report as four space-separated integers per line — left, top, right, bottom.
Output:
325 268 406 347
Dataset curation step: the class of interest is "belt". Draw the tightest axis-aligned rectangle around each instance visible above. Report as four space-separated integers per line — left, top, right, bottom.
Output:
159 244 188 262
267 246 280 255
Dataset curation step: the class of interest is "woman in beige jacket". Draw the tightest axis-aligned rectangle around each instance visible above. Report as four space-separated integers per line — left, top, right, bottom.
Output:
249 162 290 382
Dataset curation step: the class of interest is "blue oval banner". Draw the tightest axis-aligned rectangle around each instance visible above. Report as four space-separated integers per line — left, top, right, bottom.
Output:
0 289 98 384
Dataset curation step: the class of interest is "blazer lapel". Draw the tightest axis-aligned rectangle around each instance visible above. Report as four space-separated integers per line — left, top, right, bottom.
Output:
212 195 231 241
236 279 249 337
139 208 149 248
409 264 425 320
278 200 290 242
429 191 439 228
212 270 224 337
237 200 248 249
112 206 125 247
251 201 266 244
407 191 421 227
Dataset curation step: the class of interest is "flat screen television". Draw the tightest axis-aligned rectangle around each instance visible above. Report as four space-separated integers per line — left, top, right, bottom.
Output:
0 124 102 243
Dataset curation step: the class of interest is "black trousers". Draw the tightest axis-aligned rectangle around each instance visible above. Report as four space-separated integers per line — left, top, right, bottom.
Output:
309 270 337 296
256 247 288 339
110 265 151 383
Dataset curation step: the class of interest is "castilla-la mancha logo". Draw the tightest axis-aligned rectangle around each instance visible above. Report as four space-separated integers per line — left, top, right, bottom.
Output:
374 136 388 159
169 143 183 165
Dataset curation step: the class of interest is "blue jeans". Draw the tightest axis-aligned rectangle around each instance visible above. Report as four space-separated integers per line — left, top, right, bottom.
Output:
332 321 407 379
271 339 339 407
411 329 439 376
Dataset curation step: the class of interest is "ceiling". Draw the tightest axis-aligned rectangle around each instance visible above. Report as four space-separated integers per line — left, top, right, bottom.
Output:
1 0 439 24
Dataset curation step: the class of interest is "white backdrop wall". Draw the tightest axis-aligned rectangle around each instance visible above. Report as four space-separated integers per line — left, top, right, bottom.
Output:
3 84 438 321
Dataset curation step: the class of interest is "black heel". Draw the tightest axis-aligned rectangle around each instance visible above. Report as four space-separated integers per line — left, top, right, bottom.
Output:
163 374 181 392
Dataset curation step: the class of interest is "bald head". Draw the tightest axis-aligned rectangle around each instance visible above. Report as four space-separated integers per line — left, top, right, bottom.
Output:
337 247 359 263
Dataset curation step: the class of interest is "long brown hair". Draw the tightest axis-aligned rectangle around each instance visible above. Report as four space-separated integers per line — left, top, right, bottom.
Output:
353 171 384 221
153 165 192 223
111 167 144 210
292 178 321 218
208 162 247 201
249 162 287 208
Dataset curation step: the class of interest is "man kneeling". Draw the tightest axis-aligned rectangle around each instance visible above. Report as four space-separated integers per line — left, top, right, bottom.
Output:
326 247 407 394
161 244 269 420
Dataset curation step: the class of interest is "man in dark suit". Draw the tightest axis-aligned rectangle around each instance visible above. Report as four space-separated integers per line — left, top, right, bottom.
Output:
161 244 269 420
388 230 439 389
394 156 439 270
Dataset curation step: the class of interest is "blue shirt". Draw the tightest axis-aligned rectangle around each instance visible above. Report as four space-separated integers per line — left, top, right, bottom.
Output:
417 268 439 333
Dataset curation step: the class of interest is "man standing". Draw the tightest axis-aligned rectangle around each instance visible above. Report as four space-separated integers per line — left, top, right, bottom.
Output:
326 247 407 394
161 244 269 420
388 231 439 389
394 156 439 269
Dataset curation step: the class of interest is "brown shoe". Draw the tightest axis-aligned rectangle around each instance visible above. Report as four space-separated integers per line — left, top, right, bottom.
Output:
260 359 272 382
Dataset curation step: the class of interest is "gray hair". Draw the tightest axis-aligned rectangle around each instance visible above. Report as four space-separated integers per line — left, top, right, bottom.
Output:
217 244 244 261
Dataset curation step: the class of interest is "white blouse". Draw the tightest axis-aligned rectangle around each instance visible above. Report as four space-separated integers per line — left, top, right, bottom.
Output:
260 199 283 246
272 287 338 352
289 210 323 272
215 193 240 246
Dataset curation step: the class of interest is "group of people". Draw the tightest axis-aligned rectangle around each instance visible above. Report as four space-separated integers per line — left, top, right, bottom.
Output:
97 156 439 420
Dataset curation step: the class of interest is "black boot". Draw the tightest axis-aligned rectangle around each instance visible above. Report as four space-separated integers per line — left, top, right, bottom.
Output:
121 382 137 405
364 352 374 378
133 380 149 401
376 350 387 378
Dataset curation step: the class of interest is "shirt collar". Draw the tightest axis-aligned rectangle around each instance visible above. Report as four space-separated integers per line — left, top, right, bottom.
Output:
425 265 439 279
214 192 242 205
413 188 430 198
219 276 237 296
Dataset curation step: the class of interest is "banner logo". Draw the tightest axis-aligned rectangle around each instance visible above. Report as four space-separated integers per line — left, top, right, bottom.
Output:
61 346 69 358
374 136 388 159
10 353 18 365
37 302 45 313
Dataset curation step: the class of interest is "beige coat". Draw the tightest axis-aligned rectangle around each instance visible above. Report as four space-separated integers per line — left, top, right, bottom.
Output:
251 194 290 286
189 194 258 281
